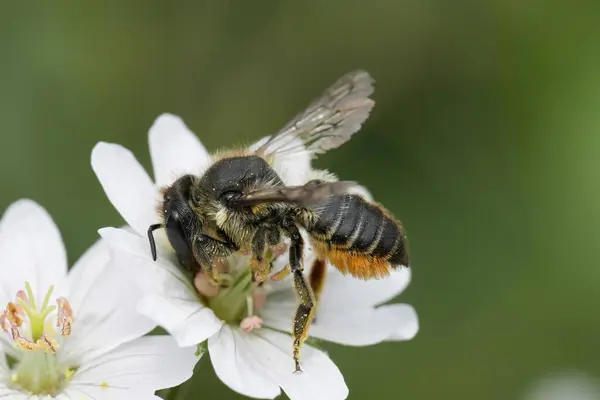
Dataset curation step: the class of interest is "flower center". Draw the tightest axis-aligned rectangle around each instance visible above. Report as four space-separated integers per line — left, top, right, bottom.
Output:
199 245 286 326
0 281 76 396
205 267 254 324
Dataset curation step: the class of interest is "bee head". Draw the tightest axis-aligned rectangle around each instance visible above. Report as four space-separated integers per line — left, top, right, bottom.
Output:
148 175 199 270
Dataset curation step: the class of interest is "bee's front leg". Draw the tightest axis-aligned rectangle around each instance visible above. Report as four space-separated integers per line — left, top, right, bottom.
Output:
192 234 236 287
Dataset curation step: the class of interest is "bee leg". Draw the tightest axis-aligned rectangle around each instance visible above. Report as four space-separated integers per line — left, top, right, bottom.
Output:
283 219 315 373
308 258 327 324
265 227 281 248
250 227 270 283
192 234 236 287
251 226 281 283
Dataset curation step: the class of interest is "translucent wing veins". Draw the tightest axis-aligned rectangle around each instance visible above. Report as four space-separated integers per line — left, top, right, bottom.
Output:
255 70 375 160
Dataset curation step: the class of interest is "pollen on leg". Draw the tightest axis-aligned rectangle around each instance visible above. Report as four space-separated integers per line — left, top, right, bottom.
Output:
240 315 263 333
271 243 289 258
270 264 291 281
250 256 270 284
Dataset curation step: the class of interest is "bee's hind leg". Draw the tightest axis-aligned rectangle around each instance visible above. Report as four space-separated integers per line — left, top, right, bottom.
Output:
282 218 315 373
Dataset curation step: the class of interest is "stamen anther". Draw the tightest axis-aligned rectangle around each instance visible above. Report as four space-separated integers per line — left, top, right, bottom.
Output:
6 302 23 327
40 334 59 354
0 310 8 332
56 298 73 337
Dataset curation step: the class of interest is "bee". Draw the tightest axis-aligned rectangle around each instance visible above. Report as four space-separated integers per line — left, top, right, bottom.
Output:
147 70 410 372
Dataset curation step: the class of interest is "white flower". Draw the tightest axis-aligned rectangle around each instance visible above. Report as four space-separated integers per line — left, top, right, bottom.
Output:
0 199 198 399
522 370 600 400
91 113 418 400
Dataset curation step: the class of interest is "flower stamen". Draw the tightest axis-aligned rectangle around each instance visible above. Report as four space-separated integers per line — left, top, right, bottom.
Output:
1 282 75 353
6 302 23 328
40 334 59 354
2 282 78 396
56 297 73 337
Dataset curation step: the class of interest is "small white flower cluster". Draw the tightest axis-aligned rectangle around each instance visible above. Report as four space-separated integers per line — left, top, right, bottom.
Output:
0 114 418 400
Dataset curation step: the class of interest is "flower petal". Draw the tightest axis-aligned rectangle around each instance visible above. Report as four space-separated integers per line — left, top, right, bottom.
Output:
60 245 157 365
208 326 281 399
0 349 8 379
63 387 158 400
148 113 211 187
0 199 68 306
69 336 199 398
0 386 31 400
249 136 311 186
263 300 418 346
383 304 419 341
66 238 109 313
318 264 412 309
98 227 193 295
98 227 222 347
137 294 222 348
91 142 160 236
247 329 348 400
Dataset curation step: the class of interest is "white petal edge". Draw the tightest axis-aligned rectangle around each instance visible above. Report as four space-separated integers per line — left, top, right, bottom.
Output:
69 336 199 397
384 304 419 341
0 199 68 307
263 301 418 346
522 370 600 400
148 113 211 187
318 265 412 309
247 329 348 400
91 142 161 236
266 262 411 309
208 326 281 399
137 294 223 348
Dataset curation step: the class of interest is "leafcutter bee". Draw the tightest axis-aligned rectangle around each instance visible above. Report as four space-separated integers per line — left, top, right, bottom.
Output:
147 70 410 372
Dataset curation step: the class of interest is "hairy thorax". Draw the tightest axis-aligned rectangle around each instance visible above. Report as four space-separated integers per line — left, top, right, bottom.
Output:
191 154 287 248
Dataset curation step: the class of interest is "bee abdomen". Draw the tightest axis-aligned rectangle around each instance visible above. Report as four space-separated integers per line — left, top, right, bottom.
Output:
310 194 409 278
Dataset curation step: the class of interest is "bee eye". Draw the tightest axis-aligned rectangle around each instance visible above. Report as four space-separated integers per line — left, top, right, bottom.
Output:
221 191 241 205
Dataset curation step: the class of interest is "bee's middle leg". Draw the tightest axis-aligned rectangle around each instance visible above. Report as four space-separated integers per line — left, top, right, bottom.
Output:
250 226 281 283
282 219 315 373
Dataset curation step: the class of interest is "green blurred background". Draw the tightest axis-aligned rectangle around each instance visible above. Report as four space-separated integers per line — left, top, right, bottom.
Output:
1 2 599 399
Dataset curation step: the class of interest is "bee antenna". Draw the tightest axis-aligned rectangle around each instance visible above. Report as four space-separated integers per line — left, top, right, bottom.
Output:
147 223 163 261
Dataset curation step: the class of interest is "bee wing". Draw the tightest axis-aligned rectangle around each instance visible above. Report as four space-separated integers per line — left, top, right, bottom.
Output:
253 70 375 160
234 181 361 207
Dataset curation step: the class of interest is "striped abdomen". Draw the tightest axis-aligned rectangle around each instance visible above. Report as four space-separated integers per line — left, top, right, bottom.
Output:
307 194 409 280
